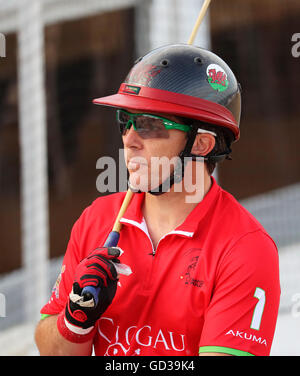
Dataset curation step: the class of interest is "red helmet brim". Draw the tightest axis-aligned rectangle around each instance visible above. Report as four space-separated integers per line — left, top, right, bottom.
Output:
93 84 240 140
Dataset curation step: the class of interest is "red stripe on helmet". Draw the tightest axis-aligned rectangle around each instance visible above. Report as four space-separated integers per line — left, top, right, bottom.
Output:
93 83 240 140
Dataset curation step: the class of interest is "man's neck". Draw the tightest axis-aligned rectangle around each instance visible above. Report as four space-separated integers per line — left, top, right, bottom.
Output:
142 171 212 248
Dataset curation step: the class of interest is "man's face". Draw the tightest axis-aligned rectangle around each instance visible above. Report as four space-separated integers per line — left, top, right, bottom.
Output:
122 109 188 192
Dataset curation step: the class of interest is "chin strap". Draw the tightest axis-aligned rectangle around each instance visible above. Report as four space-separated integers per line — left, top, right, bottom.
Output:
146 127 198 195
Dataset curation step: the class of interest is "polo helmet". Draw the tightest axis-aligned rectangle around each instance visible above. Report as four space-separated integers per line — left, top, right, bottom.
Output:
93 43 241 141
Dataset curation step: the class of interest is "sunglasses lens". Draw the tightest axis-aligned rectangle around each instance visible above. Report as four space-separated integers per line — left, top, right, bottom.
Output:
117 110 172 139
117 110 131 135
135 116 169 139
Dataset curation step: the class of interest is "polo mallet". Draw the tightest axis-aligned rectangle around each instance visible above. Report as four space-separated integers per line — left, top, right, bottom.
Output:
81 0 212 303
81 189 134 302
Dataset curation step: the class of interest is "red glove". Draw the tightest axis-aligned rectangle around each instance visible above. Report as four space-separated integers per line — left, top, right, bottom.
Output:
57 247 121 343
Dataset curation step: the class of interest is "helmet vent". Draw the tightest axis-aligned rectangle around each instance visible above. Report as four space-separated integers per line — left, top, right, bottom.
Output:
160 59 170 67
194 57 203 65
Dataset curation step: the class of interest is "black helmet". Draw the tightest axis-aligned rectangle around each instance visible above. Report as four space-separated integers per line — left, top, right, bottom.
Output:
94 43 241 141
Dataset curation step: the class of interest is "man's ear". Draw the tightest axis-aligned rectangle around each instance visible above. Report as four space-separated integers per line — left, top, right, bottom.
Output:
191 133 215 156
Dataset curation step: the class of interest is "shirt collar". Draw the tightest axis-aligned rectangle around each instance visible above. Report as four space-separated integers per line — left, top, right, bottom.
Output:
120 177 220 237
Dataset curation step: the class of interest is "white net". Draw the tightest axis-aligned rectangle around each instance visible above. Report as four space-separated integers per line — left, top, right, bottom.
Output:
241 183 300 315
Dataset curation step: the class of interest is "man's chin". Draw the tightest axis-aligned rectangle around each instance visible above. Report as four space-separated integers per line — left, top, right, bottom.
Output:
128 173 149 193
129 175 173 194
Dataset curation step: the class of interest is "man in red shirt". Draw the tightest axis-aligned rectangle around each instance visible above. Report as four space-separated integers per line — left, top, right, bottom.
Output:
35 44 280 356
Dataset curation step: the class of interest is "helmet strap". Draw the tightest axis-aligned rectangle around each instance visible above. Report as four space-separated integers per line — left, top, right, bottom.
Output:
148 127 198 196
128 127 232 195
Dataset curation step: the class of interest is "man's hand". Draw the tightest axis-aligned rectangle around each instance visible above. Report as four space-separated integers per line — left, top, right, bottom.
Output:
57 247 121 343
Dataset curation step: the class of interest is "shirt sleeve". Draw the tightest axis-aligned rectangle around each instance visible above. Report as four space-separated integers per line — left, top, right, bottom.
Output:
199 230 281 356
40 216 83 316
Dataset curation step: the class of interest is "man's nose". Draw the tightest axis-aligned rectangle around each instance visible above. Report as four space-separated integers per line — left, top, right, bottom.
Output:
122 124 142 149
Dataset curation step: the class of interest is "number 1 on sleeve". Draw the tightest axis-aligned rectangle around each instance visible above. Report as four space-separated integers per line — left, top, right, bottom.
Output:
250 287 266 331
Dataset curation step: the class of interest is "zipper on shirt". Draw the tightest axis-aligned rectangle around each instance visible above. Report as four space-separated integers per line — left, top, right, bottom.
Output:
120 217 194 256
120 217 194 291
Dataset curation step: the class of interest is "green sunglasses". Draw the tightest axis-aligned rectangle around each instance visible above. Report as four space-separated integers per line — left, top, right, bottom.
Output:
116 109 191 139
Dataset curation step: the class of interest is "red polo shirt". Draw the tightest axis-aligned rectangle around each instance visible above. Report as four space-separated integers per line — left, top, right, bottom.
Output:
41 178 280 356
